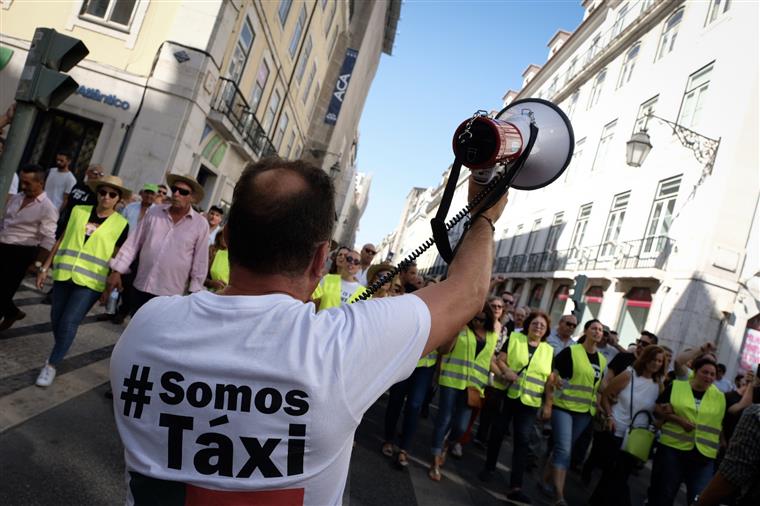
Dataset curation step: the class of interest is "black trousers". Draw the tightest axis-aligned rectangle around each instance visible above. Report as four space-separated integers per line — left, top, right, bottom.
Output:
588 433 634 506
0 243 37 319
116 259 139 318
129 288 158 317
475 386 502 443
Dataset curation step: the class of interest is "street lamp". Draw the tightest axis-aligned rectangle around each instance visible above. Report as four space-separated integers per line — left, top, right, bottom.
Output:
625 113 721 174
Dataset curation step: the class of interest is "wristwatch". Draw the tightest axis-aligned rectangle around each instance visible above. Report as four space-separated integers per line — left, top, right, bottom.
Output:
34 261 43 269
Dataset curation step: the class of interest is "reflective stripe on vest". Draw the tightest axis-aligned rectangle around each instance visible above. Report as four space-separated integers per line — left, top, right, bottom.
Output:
439 327 497 394
52 206 127 292
659 380 725 458
210 249 230 286
553 344 607 415
417 350 438 368
316 274 366 310
504 332 553 407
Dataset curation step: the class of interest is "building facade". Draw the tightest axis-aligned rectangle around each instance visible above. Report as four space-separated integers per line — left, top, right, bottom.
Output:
0 0 398 241
390 0 759 377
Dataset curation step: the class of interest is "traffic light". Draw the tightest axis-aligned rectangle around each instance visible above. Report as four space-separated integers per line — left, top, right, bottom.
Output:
570 274 588 319
15 28 88 110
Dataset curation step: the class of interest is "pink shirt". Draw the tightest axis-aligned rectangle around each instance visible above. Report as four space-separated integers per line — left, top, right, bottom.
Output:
0 192 58 250
110 204 209 296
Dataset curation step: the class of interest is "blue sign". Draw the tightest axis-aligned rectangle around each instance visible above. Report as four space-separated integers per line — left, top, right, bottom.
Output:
75 86 130 110
324 48 358 125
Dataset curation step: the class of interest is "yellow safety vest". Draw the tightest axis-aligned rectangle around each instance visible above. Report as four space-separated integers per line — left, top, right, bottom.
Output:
417 350 438 368
659 380 725 459
439 327 498 395
501 333 553 407
553 344 607 415
209 248 230 286
314 274 366 310
52 205 127 292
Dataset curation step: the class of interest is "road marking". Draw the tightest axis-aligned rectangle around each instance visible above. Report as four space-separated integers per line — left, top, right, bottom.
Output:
0 358 110 433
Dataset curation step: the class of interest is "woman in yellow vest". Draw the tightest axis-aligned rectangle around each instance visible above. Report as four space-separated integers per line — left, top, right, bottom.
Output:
648 357 726 506
34 175 131 387
312 249 365 310
480 310 555 504
204 225 229 291
428 303 498 482
542 318 607 506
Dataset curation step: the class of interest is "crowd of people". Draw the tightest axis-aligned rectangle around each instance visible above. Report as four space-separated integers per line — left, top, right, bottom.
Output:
1 140 757 505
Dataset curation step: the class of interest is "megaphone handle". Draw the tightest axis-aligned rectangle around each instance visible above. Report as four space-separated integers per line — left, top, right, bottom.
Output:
431 159 463 264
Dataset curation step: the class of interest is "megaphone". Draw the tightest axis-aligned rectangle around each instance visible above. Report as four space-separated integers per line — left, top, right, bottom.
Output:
430 98 574 264
354 99 573 301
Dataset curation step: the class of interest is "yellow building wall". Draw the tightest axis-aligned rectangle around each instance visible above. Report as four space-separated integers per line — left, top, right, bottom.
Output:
0 0 181 76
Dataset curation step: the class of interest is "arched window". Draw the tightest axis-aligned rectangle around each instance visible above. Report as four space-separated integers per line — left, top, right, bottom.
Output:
657 8 684 59
587 68 607 109
618 42 641 88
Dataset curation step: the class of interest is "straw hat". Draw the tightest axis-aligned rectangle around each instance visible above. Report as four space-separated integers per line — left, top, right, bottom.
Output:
367 262 394 284
166 173 205 202
88 175 132 201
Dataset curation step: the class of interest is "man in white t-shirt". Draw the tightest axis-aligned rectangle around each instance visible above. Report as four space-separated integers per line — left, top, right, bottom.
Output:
44 150 77 212
110 157 508 505
355 243 377 285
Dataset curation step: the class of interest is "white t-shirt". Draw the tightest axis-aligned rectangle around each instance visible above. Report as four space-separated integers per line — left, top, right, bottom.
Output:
611 367 659 438
44 169 77 209
356 267 369 286
110 290 430 505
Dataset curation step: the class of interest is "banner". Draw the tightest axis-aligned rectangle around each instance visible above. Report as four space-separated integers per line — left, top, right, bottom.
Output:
740 327 760 371
324 48 358 125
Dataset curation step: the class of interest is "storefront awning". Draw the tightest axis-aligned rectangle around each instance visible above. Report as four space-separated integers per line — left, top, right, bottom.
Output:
625 287 653 308
585 285 604 304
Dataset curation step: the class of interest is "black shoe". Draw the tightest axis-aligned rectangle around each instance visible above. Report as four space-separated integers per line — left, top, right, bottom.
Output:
112 313 126 325
104 388 113 399
96 313 114 322
477 469 494 482
42 292 52 305
506 489 532 505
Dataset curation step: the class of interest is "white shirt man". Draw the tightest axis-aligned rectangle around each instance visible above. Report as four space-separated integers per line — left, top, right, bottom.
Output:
110 160 507 505
44 152 77 211
355 243 377 285
546 314 578 355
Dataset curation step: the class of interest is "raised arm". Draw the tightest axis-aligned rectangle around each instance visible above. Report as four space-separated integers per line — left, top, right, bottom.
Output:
415 181 508 356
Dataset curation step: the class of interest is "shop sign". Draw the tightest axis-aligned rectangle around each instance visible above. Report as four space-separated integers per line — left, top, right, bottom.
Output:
76 86 130 110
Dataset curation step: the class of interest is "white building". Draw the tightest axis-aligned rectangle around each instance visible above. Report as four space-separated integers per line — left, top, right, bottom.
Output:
391 0 759 377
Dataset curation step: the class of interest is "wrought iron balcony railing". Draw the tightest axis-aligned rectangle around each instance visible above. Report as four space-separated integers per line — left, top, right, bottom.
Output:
212 78 277 158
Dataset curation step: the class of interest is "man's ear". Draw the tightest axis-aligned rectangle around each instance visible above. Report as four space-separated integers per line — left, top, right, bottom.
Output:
309 241 330 280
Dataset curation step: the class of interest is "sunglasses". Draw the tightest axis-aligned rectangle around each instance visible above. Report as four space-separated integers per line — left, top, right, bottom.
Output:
363 248 377 255
636 339 651 347
171 185 192 196
157 189 168 195
502 299 515 305
88 170 105 177
472 316 486 323
563 321 578 328
98 189 119 199
345 258 361 265
490 304 504 309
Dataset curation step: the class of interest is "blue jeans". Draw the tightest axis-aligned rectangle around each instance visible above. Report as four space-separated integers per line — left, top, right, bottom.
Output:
47 281 101 365
431 385 471 456
551 407 591 469
648 444 715 506
399 365 435 450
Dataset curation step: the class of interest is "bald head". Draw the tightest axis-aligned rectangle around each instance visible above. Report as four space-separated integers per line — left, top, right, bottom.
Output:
360 242 377 266
227 158 335 276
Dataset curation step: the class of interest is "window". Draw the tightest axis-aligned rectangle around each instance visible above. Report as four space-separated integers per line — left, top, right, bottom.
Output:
587 68 606 109
633 95 658 134
79 0 138 28
587 34 601 64
289 5 307 59
569 204 593 256
278 0 292 26
657 8 684 60
294 143 303 159
678 63 713 129
263 89 281 132
285 130 296 158
302 62 317 104
328 25 339 56
643 176 681 254
311 82 321 117
274 112 290 149
617 43 640 88
566 90 579 118
250 59 270 114
706 0 731 25
565 137 585 181
324 0 338 35
613 3 630 37
524 219 542 254
592 120 617 171
548 76 558 97
600 192 630 256
567 57 577 83
228 18 255 83
545 213 565 250
295 35 312 82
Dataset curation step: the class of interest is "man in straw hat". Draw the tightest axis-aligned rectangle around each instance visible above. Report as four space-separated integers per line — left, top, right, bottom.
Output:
106 173 208 318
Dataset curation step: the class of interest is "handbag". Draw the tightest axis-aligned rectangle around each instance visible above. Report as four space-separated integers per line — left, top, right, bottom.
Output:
620 372 656 461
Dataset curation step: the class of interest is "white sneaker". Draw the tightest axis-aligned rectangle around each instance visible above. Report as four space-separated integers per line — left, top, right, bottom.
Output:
36 364 56 387
451 442 463 458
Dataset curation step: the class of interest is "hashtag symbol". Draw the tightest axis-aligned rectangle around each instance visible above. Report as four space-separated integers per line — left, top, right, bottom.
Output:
121 364 153 419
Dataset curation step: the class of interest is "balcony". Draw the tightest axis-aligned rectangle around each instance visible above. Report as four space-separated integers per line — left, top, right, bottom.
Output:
495 236 674 274
208 78 277 160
